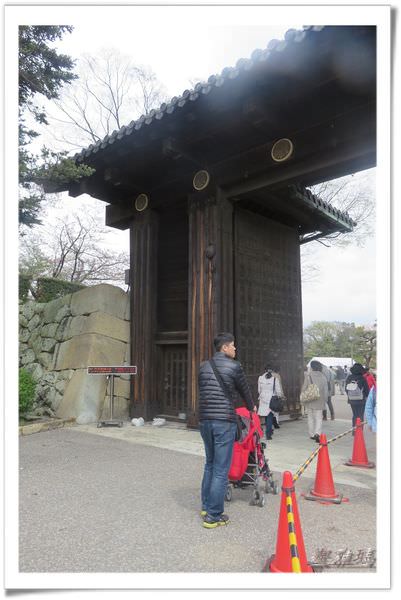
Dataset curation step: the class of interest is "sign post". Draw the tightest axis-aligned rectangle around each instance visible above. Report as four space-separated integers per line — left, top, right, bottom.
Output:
87 366 138 428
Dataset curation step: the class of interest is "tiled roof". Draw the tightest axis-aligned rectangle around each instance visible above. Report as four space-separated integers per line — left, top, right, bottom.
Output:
289 184 356 230
74 26 326 163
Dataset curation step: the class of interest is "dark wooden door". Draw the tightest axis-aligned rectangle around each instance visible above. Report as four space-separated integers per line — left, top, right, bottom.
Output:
160 345 188 417
234 208 303 416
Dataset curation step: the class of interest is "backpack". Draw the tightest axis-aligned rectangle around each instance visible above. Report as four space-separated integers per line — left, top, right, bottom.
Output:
346 380 364 400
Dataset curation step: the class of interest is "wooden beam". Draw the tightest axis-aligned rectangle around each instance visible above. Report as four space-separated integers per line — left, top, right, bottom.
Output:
105 203 137 230
129 210 159 420
162 137 204 168
225 141 375 198
186 188 234 428
68 178 128 203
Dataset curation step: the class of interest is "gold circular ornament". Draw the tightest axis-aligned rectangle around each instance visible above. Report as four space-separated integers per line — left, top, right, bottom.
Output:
271 138 294 162
193 170 210 191
135 193 149 211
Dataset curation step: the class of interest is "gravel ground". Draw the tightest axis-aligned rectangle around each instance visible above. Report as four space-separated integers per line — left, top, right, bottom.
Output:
19 428 376 573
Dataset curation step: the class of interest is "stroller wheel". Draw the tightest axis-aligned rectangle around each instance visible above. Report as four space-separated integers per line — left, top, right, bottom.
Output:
271 481 279 495
225 484 233 502
250 489 260 506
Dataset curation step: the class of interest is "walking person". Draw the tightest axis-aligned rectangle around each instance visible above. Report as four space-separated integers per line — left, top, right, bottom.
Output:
301 361 328 443
329 366 338 396
300 363 309 418
198 332 255 529
345 363 370 430
363 366 376 391
336 366 346 395
321 363 335 420
272 367 285 430
257 364 283 440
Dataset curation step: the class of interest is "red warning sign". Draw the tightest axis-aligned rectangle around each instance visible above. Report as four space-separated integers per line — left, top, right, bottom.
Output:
87 366 137 375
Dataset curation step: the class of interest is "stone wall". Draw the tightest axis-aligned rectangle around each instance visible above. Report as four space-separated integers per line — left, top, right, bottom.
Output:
19 284 131 424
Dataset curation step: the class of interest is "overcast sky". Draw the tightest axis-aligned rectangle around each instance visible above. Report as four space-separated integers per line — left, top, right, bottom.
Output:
9 3 384 329
4 3 395 591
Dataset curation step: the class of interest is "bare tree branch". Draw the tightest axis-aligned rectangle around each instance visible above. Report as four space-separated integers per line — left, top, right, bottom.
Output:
45 49 167 149
19 207 129 287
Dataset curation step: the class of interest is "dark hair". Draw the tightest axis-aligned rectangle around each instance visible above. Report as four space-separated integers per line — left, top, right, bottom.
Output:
350 362 365 376
264 366 273 379
264 362 279 378
214 332 234 352
310 360 322 371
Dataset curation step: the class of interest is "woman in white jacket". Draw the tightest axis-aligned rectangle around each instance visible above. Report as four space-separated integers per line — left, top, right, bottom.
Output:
257 365 283 440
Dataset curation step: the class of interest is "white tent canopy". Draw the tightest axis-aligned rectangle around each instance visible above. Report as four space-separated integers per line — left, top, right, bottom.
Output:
307 357 354 369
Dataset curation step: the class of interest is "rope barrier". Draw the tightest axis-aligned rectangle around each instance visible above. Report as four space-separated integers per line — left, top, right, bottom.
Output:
293 447 320 482
292 420 367 482
283 485 301 573
326 420 367 446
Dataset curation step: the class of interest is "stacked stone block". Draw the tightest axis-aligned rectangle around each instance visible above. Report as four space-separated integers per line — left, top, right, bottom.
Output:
19 284 131 424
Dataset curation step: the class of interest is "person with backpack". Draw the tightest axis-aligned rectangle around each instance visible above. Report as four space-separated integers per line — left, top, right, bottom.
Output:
198 332 255 529
257 364 284 440
345 363 370 429
301 360 328 443
364 385 377 432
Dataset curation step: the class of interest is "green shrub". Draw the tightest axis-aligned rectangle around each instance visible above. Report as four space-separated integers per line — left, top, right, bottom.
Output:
19 274 32 303
19 368 36 416
35 277 85 303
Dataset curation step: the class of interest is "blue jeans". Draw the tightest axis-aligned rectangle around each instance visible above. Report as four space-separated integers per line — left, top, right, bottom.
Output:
200 419 237 519
350 400 366 428
265 412 274 438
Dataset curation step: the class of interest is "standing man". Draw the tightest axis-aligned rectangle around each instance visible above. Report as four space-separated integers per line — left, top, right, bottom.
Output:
198 332 255 529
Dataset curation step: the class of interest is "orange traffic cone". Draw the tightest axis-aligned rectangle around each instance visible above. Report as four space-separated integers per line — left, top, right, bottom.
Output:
264 471 314 572
303 434 347 504
345 418 375 468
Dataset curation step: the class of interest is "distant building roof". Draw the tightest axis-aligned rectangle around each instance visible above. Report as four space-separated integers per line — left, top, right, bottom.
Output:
308 357 354 367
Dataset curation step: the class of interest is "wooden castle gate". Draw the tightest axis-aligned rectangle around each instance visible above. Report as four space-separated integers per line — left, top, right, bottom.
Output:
55 26 376 426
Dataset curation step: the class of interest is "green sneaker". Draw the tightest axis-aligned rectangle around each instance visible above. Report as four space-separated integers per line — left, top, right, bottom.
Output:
202 514 230 528
200 510 207 518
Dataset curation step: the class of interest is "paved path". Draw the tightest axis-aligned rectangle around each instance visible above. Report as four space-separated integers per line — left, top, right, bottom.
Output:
75 393 376 491
19 403 376 573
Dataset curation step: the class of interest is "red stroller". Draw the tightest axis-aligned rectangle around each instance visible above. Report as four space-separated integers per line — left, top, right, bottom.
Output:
225 407 279 507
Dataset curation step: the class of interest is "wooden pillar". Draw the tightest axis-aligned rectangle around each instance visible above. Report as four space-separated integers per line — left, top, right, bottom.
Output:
129 210 159 420
187 188 234 428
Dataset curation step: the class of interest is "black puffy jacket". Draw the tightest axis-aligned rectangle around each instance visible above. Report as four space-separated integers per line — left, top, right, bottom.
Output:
198 351 254 422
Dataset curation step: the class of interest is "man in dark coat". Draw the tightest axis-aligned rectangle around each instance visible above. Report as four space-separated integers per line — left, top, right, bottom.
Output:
198 332 255 528
336 366 346 394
